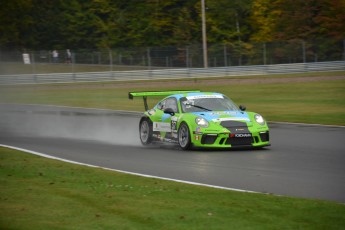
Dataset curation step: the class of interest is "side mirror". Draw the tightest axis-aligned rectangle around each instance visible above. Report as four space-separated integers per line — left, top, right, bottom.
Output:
239 105 246 111
164 108 175 116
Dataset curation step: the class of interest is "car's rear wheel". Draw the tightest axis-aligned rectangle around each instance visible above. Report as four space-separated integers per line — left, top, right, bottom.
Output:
178 122 191 150
139 118 153 145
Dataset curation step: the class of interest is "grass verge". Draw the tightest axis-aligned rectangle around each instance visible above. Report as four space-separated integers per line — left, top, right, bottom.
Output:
0 62 152 75
1 147 345 229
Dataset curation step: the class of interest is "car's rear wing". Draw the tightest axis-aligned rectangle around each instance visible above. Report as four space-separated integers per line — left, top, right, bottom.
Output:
128 90 200 110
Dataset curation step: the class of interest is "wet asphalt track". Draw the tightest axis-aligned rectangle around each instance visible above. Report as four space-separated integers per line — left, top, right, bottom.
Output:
0 104 344 203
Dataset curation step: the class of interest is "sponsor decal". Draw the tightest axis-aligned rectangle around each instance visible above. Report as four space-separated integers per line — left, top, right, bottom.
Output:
211 111 237 116
153 134 162 140
224 111 238 115
229 133 252 138
213 117 250 122
193 132 203 135
148 109 156 116
171 116 178 121
186 95 224 100
153 122 171 132
193 126 203 135
171 120 177 130
171 116 178 130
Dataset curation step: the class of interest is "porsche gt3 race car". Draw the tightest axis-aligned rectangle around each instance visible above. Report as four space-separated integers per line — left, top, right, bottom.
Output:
129 90 270 150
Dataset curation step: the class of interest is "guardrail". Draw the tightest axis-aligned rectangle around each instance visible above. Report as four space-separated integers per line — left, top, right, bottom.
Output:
0 61 344 85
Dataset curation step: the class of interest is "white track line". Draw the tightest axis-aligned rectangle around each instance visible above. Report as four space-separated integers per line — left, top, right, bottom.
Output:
0 144 258 194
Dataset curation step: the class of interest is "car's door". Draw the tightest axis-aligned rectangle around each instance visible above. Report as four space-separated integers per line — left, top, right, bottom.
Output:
153 97 179 140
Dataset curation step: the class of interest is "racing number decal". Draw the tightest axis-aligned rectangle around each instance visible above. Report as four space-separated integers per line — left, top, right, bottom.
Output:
171 116 178 131
171 120 177 130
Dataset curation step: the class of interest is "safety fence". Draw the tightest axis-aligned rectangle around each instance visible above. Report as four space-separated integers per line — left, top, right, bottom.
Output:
1 38 345 70
0 61 343 85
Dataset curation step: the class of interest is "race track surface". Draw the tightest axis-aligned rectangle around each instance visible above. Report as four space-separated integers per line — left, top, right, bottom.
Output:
1 104 344 203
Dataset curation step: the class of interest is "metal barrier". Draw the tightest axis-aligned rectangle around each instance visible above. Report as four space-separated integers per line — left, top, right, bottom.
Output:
0 61 344 85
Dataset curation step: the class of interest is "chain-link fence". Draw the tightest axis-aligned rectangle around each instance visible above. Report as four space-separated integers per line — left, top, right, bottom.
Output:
1 38 344 75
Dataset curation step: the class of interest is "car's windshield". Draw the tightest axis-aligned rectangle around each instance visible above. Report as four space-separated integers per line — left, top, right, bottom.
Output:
180 95 239 113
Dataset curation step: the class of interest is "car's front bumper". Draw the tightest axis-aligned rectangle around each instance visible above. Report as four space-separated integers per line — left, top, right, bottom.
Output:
191 131 270 148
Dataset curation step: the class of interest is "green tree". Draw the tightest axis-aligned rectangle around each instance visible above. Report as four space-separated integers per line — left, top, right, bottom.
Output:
0 0 34 49
206 0 253 44
62 0 109 49
1 0 342 51
30 0 66 49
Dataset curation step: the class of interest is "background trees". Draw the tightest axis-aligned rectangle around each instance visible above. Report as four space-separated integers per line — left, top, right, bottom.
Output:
0 0 343 50
250 0 345 42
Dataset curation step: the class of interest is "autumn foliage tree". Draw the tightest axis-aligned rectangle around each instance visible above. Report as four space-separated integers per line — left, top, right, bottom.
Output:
250 0 345 42
0 0 343 52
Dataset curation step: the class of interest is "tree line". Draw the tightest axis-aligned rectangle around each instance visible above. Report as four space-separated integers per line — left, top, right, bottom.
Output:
0 0 344 50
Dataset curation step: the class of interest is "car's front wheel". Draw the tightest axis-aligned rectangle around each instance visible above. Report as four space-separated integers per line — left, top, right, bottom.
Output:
139 118 153 145
178 122 191 150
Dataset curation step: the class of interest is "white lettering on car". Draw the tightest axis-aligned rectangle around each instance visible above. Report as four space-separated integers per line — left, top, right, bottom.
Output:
234 134 252 138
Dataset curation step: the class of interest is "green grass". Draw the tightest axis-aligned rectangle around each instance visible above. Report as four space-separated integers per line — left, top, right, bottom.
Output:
0 62 158 75
1 147 345 229
1 71 344 125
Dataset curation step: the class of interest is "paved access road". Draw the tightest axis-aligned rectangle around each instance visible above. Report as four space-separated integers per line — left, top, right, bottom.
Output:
0 104 344 203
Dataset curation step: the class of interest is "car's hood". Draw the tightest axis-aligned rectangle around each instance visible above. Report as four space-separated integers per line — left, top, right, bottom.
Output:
191 111 251 123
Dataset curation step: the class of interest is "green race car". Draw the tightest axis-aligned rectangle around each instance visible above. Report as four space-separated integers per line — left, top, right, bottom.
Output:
129 90 270 150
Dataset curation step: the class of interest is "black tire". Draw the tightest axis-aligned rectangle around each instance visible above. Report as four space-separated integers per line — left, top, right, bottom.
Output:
139 118 153 145
178 122 191 150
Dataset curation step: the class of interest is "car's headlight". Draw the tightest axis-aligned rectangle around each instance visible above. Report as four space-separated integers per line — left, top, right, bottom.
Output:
254 114 265 125
195 117 209 128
